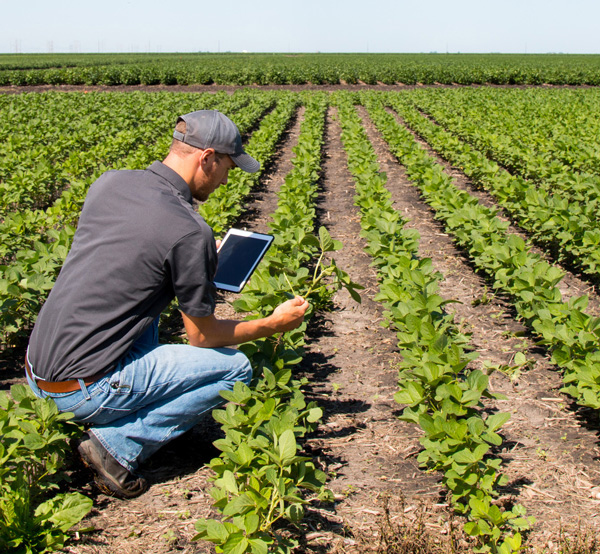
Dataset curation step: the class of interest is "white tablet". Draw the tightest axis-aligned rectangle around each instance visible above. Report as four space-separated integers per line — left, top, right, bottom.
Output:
213 229 274 293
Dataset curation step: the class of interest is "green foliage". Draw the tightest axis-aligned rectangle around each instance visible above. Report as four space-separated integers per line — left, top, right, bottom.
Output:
3 53 600 86
195 95 359 553
193 374 330 554
3 84 600 553
335 93 532 553
0 90 281 346
0 385 92 554
373 91 600 416
400 88 600 282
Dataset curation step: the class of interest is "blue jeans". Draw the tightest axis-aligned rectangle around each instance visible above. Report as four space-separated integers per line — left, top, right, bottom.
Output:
26 320 252 472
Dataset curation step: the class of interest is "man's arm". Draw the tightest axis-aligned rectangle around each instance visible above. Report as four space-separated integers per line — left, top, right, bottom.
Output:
181 296 309 348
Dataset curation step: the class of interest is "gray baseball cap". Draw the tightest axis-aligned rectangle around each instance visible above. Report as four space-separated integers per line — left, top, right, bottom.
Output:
172 110 260 173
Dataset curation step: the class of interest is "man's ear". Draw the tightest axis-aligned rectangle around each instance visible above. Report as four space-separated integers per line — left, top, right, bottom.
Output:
199 148 216 166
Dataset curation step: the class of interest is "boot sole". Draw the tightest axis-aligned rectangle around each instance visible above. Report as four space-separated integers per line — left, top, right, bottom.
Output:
78 438 148 499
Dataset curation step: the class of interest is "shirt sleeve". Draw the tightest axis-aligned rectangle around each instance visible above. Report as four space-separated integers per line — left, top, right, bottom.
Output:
165 229 218 318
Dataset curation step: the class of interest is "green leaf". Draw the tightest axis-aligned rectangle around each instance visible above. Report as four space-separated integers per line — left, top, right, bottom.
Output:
42 492 93 533
299 234 320 249
243 513 260 535
466 370 489 392
222 494 255 518
285 503 305 522
223 533 250 554
307 407 322 423
468 496 489 518
249 538 270 554
257 398 276 420
394 382 424 405
452 443 489 465
23 431 46 450
10 384 35 403
463 520 481 536
278 429 297 464
485 412 511 432
222 471 239 494
318 226 335 251
276 368 292 386
502 533 522 551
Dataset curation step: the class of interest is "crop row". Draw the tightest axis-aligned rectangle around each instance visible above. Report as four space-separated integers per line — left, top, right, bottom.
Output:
335 92 530 553
0 93 172 216
2 88 600 551
0 92 244 260
2 89 599 443
407 88 600 180
385 93 600 281
408 88 600 212
194 94 360 554
0 92 355 554
362 95 600 413
0 90 282 346
3 53 600 86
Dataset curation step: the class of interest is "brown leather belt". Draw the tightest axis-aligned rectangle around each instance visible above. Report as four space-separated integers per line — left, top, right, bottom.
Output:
25 357 107 393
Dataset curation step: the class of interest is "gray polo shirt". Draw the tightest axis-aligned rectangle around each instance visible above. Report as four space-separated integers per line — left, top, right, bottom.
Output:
28 161 217 382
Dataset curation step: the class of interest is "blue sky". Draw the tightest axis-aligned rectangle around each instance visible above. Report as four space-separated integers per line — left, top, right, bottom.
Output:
1 0 598 54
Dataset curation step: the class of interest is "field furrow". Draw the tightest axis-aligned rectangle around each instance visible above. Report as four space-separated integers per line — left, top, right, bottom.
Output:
298 106 447 550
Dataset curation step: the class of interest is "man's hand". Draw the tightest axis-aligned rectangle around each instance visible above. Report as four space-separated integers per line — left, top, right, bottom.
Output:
269 296 310 333
181 296 310 348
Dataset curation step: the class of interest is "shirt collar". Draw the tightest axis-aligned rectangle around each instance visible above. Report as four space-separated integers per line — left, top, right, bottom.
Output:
147 161 193 205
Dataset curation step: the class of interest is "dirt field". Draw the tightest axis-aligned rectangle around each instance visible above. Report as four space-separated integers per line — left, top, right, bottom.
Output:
2 88 600 553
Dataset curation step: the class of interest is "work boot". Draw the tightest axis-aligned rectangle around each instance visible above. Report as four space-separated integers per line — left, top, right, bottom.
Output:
78 432 148 499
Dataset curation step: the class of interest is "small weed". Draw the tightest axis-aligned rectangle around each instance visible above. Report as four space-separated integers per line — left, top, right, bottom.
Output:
536 447 548 460
457 317 473 335
472 286 493 306
162 529 178 544
342 484 358 497
516 338 529 350
482 352 533 382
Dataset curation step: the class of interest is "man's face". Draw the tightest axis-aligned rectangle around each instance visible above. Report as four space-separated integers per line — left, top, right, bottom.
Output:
192 152 236 202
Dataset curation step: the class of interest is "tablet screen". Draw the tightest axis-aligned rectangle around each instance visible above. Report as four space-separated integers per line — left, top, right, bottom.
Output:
213 229 274 292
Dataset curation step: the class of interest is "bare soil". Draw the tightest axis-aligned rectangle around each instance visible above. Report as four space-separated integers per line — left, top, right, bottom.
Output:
2 89 600 554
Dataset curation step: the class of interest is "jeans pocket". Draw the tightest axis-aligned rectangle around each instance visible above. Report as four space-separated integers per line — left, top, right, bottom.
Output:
50 384 105 421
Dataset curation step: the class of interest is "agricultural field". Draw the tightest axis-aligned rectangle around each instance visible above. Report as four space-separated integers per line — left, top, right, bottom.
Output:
1 86 600 554
1 53 600 86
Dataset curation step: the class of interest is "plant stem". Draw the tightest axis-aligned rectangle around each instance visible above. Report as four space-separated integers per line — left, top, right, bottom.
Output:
283 272 296 295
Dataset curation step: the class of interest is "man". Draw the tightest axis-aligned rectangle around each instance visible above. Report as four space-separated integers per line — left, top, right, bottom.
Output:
25 110 309 499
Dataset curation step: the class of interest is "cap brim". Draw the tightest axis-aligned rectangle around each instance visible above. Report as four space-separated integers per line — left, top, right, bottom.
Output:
231 152 260 173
